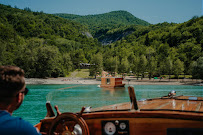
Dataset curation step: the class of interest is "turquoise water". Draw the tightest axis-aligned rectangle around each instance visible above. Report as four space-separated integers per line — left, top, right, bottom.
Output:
13 84 203 125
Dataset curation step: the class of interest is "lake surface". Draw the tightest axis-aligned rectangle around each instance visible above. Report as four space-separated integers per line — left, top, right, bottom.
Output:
13 84 203 125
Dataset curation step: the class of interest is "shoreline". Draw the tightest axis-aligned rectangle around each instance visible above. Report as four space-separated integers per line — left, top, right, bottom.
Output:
25 77 202 86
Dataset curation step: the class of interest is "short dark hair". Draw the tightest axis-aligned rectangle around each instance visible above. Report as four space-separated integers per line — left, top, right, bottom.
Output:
0 65 25 104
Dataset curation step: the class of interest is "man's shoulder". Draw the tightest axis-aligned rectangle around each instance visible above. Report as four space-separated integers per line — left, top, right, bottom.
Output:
0 110 26 126
0 111 41 135
16 118 41 135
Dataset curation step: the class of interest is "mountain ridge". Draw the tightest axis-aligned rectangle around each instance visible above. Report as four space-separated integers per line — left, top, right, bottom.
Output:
54 10 150 25
54 10 150 44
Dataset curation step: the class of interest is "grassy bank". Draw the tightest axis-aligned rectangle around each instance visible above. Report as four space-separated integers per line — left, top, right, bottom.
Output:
67 69 93 78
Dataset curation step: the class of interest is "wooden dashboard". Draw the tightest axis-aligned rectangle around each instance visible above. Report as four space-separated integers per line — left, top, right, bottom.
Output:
83 111 203 135
37 110 203 135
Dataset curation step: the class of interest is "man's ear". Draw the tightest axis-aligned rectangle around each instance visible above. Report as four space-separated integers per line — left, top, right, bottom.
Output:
16 93 23 103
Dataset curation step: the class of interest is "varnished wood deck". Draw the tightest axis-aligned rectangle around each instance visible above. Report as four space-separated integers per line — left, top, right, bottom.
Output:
91 96 203 113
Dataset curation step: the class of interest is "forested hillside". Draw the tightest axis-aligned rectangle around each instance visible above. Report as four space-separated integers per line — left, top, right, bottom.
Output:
100 17 203 79
0 4 203 79
55 11 150 44
0 4 101 78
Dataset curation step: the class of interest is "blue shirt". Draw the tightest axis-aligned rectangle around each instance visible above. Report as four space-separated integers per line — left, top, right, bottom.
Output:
0 110 41 135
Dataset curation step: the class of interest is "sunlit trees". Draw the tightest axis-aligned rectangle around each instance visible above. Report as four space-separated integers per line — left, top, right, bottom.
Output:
165 57 173 80
35 45 63 78
191 57 203 79
147 56 157 79
89 53 103 77
119 56 130 74
104 57 119 74
138 55 148 79
131 55 140 80
62 53 73 75
173 59 184 79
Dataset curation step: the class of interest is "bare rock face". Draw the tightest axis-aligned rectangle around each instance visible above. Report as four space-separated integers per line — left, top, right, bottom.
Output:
82 31 93 38
100 30 134 45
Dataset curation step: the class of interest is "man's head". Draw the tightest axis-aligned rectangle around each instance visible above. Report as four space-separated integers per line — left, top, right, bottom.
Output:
0 65 26 113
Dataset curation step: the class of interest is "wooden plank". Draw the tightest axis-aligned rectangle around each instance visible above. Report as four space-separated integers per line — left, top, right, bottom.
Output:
196 102 202 111
183 101 201 111
199 101 203 111
140 100 170 109
159 100 181 110
174 101 186 110
160 100 188 110
155 102 171 109
163 100 202 112
138 101 158 107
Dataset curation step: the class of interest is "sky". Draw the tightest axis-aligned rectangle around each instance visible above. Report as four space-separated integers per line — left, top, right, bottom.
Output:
0 0 202 24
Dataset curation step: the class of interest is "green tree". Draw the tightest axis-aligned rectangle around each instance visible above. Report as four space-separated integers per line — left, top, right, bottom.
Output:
173 59 184 79
90 53 103 77
119 56 130 74
165 57 173 80
158 60 166 77
35 45 63 78
132 55 140 80
62 53 73 75
128 52 135 70
189 61 198 79
138 55 147 79
73 49 88 68
104 56 118 74
191 57 203 79
147 56 157 79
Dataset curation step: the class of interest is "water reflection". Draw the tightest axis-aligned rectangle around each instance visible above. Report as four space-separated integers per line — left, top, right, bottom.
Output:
101 87 126 96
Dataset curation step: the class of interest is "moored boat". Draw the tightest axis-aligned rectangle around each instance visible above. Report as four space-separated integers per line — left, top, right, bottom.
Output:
35 86 203 135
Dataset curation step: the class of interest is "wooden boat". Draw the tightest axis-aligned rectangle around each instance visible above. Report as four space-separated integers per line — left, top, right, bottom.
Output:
35 86 203 135
100 77 125 88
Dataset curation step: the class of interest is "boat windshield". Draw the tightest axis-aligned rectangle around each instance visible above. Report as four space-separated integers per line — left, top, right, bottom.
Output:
46 84 131 113
44 84 203 113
